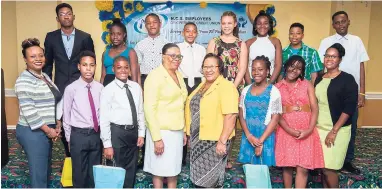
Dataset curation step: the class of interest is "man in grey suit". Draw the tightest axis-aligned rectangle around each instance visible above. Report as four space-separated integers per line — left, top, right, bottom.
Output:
43 3 95 157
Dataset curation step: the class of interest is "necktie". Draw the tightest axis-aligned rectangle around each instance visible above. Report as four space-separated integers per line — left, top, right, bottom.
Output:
124 84 138 126
188 45 195 88
87 84 99 132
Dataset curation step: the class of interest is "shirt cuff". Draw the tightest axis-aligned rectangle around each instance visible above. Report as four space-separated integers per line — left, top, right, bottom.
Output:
151 132 162 142
103 140 112 148
138 129 145 138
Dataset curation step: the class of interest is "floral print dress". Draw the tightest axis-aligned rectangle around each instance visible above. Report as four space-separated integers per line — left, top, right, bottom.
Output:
214 36 244 91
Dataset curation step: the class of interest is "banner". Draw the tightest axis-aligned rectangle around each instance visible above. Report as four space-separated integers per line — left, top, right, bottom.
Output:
96 1 276 48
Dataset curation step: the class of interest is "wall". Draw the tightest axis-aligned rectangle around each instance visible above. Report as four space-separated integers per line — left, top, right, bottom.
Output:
2 1 381 126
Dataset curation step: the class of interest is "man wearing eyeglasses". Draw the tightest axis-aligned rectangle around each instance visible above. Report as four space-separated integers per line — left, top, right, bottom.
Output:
318 11 369 175
43 3 95 157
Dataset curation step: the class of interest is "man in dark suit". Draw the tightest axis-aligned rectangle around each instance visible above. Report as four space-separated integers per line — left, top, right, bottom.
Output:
43 3 95 157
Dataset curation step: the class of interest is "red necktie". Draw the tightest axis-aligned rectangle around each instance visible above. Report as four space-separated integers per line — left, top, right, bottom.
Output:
87 84 99 132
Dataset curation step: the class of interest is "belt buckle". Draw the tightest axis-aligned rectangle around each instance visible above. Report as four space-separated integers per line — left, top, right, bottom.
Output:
124 125 134 130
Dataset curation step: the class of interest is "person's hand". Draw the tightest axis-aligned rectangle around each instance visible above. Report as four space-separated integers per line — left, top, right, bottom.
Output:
104 147 114 160
137 137 144 147
247 134 262 147
325 130 337 148
46 128 58 139
288 129 301 138
187 136 191 148
296 129 312 140
154 140 164 156
358 95 365 108
183 133 187 146
55 120 62 134
216 141 227 156
255 145 263 156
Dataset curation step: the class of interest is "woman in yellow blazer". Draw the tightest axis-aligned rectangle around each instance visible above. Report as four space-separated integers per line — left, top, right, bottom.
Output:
143 43 188 188
185 53 239 188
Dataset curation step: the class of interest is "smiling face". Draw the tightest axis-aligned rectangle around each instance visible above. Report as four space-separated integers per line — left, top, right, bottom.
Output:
202 57 221 83
285 61 303 82
110 25 126 46
289 27 304 46
251 60 269 84
221 15 237 35
24 46 45 73
324 47 341 71
113 59 131 83
162 47 182 72
56 7 75 28
332 14 349 36
255 16 270 37
78 56 96 83
145 15 161 37
183 24 197 44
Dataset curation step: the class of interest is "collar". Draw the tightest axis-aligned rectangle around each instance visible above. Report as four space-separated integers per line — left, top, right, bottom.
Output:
114 78 131 89
147 34 162 41
61 28 75 37
78 76 93 88
285 42 306 51
335 33 349 40
183 41 195 48
199 75 224 96
279 78 302 87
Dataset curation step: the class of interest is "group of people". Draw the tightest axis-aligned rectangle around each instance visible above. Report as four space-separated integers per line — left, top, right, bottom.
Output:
14 2 369 189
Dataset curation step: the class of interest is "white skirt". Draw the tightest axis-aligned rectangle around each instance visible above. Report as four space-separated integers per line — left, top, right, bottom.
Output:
143 129 183 177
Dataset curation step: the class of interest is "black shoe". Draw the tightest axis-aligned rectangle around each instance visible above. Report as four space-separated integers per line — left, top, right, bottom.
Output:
341 162 361 174
309 169 320 176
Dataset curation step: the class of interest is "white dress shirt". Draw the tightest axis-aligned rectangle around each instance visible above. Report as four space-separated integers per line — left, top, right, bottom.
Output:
318 33 369 89
100 79 146 148
134 35 169 75
177 41 206 87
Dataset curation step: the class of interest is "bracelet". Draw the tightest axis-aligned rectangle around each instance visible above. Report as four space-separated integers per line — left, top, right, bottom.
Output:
359 93 366 96
219 139 227 145
331 130 337 135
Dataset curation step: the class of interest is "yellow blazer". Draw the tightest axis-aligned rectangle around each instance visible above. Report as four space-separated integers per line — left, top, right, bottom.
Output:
185 75 239 141
144 64 188 141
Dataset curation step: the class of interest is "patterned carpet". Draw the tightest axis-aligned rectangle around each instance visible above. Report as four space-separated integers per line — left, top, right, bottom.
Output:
1 129 382 188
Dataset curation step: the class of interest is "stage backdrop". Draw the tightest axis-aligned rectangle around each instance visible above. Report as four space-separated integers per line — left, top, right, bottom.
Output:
96 1 277 48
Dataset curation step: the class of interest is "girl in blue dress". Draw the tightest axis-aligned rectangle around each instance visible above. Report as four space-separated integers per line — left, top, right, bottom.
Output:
237 55 282 166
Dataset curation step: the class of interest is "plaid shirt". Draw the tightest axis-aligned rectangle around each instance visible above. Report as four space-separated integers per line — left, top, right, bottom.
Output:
282 42 323 80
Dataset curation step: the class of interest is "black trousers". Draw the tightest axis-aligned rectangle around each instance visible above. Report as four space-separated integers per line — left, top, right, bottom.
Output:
61 127 71 157
110 124 139 188
70 127 102 188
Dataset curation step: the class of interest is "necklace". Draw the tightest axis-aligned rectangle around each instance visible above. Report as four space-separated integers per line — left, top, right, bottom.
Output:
198 83 211 96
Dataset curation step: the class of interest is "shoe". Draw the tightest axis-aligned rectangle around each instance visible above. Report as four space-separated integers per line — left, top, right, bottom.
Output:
309 169 320 176
341 162 361 174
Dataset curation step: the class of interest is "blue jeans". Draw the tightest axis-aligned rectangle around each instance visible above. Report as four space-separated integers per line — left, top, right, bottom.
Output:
345 108 358 163
16 124 54 188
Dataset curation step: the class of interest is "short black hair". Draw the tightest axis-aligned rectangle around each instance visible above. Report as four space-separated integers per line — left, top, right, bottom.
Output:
21 38 44 58
202 53 224 74
110 18 127 42
145 13 161 23
183 22 198 30
162 43 179 55
283 55 306 80
56 3 73 16
252 55 271 78
78 50 96 64
328 43 346 59
113 56 129 66
332 11 349 21
252 10 274 36
290 22 304 33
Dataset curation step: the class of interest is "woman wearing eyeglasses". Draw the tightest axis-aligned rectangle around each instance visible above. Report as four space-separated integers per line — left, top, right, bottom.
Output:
185 53 239 188
143 43 188 188
314 43 358 188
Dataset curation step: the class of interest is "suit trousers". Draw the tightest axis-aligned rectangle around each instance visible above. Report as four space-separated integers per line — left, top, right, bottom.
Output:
70 127 102 188
110 124 139 188
16 124 54 188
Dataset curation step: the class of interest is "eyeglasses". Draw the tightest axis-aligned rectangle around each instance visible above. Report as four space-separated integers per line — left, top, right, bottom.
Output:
324 54 339 59
165 54 183 60
202 66 219 71
58 12 73 17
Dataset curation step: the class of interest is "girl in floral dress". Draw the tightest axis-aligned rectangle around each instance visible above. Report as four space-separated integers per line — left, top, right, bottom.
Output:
207 11 248 168
275 55 324 188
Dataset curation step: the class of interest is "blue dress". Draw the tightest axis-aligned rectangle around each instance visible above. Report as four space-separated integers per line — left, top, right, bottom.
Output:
237 84 276 166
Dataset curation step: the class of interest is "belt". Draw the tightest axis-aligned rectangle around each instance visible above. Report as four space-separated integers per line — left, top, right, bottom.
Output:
110 123 136 130
71 126 98 134
283 104 311 113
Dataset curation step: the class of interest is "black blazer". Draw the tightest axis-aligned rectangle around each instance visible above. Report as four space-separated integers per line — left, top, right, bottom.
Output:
314 71 358 127
43 28 94 93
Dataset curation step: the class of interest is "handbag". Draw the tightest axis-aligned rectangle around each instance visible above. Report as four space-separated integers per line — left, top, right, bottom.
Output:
93 158 126 188
61 157 73 187
243 154 272 188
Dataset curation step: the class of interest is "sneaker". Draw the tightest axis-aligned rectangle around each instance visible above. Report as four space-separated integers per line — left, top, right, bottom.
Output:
341 162 361 174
